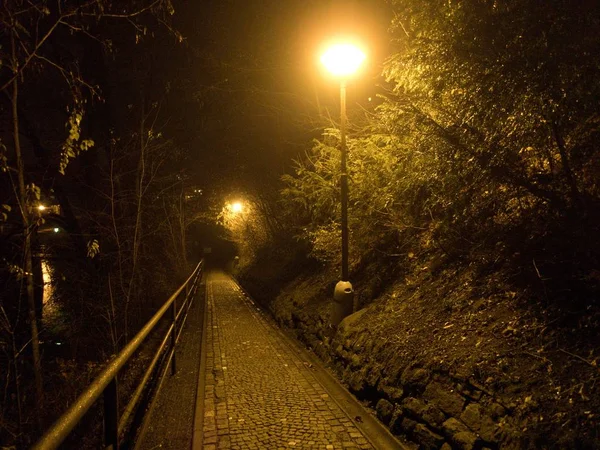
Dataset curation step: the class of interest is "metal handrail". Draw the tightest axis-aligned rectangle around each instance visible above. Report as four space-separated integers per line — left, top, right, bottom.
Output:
32 260 204 450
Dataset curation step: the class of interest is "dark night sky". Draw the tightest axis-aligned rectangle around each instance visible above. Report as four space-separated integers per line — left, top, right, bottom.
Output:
165 0 391 196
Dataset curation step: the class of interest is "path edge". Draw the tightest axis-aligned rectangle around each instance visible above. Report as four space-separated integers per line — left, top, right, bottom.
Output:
192 278 209 449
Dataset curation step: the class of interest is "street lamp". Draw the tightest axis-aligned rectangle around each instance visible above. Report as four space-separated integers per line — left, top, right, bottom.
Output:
321 42 366 326
231 202 243 213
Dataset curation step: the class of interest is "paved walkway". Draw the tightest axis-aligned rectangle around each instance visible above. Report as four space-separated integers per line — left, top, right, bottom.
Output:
197 272 375 450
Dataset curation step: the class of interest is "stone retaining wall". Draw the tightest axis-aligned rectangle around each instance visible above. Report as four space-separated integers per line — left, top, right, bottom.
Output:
275 307 523 450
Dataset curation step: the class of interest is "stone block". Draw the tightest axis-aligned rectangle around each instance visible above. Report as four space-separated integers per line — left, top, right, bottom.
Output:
464 388 483 401
488 402 507 419
347 367 367 393
400 366 431 391
402 397 427 418
380 384 404 402
384 358 406 383
401 417 418 433
413 424 445 450
350 353 363 368
365 365 382 388
460 403 482 427
442 418 470 437
422 404 447 429
460 403 499 442
314 343 330 362
452 431 479 450
423 381 465 417
376 398 395 425
389 409 404 435
338 307 369 332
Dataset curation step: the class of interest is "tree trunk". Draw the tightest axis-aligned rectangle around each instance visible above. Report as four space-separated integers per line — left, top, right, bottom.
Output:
11 27 44 427
179 179 187 270
125 93 146 338
551 120 581 209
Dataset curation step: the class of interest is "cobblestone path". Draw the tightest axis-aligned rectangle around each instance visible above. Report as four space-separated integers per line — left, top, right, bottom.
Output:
201 271 374 450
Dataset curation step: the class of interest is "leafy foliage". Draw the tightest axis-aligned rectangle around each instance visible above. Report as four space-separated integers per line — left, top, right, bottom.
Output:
282 0 600 301
86 239 100 259
59 101 95 175
384 0 600 206
0 0 186 445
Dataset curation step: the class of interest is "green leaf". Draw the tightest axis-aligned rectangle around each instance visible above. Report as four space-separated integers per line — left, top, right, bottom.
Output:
87 239 100 259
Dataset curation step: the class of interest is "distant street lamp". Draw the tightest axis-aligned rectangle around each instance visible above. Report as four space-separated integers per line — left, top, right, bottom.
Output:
320 42 366 326
232 202 243 213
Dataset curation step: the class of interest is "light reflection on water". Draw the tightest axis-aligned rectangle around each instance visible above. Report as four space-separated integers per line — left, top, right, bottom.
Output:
41 259 61 323
41 260 54 304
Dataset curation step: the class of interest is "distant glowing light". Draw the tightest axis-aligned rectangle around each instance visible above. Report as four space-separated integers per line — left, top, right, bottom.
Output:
321 43 366 77
232 202 243 213
41 261 54 305
53 228 59 233
38 205 46 211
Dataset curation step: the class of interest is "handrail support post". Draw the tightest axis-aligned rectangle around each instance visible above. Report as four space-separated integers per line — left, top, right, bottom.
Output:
170 297 177 375
104 378 119 450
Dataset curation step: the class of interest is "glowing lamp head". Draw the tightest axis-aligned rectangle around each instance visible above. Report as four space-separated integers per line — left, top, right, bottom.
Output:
231 202 243 213
38 205 46 211
321 43 366 77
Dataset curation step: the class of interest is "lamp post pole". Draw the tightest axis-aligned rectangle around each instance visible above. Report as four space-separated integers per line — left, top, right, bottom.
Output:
320 42 365 327
340 79 349 281
331 78 353 327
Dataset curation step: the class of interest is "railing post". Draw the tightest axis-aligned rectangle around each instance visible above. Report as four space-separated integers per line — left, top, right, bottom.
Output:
104 378 119 450
184 283 190 309
171 297 177 375
193 271 200 295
